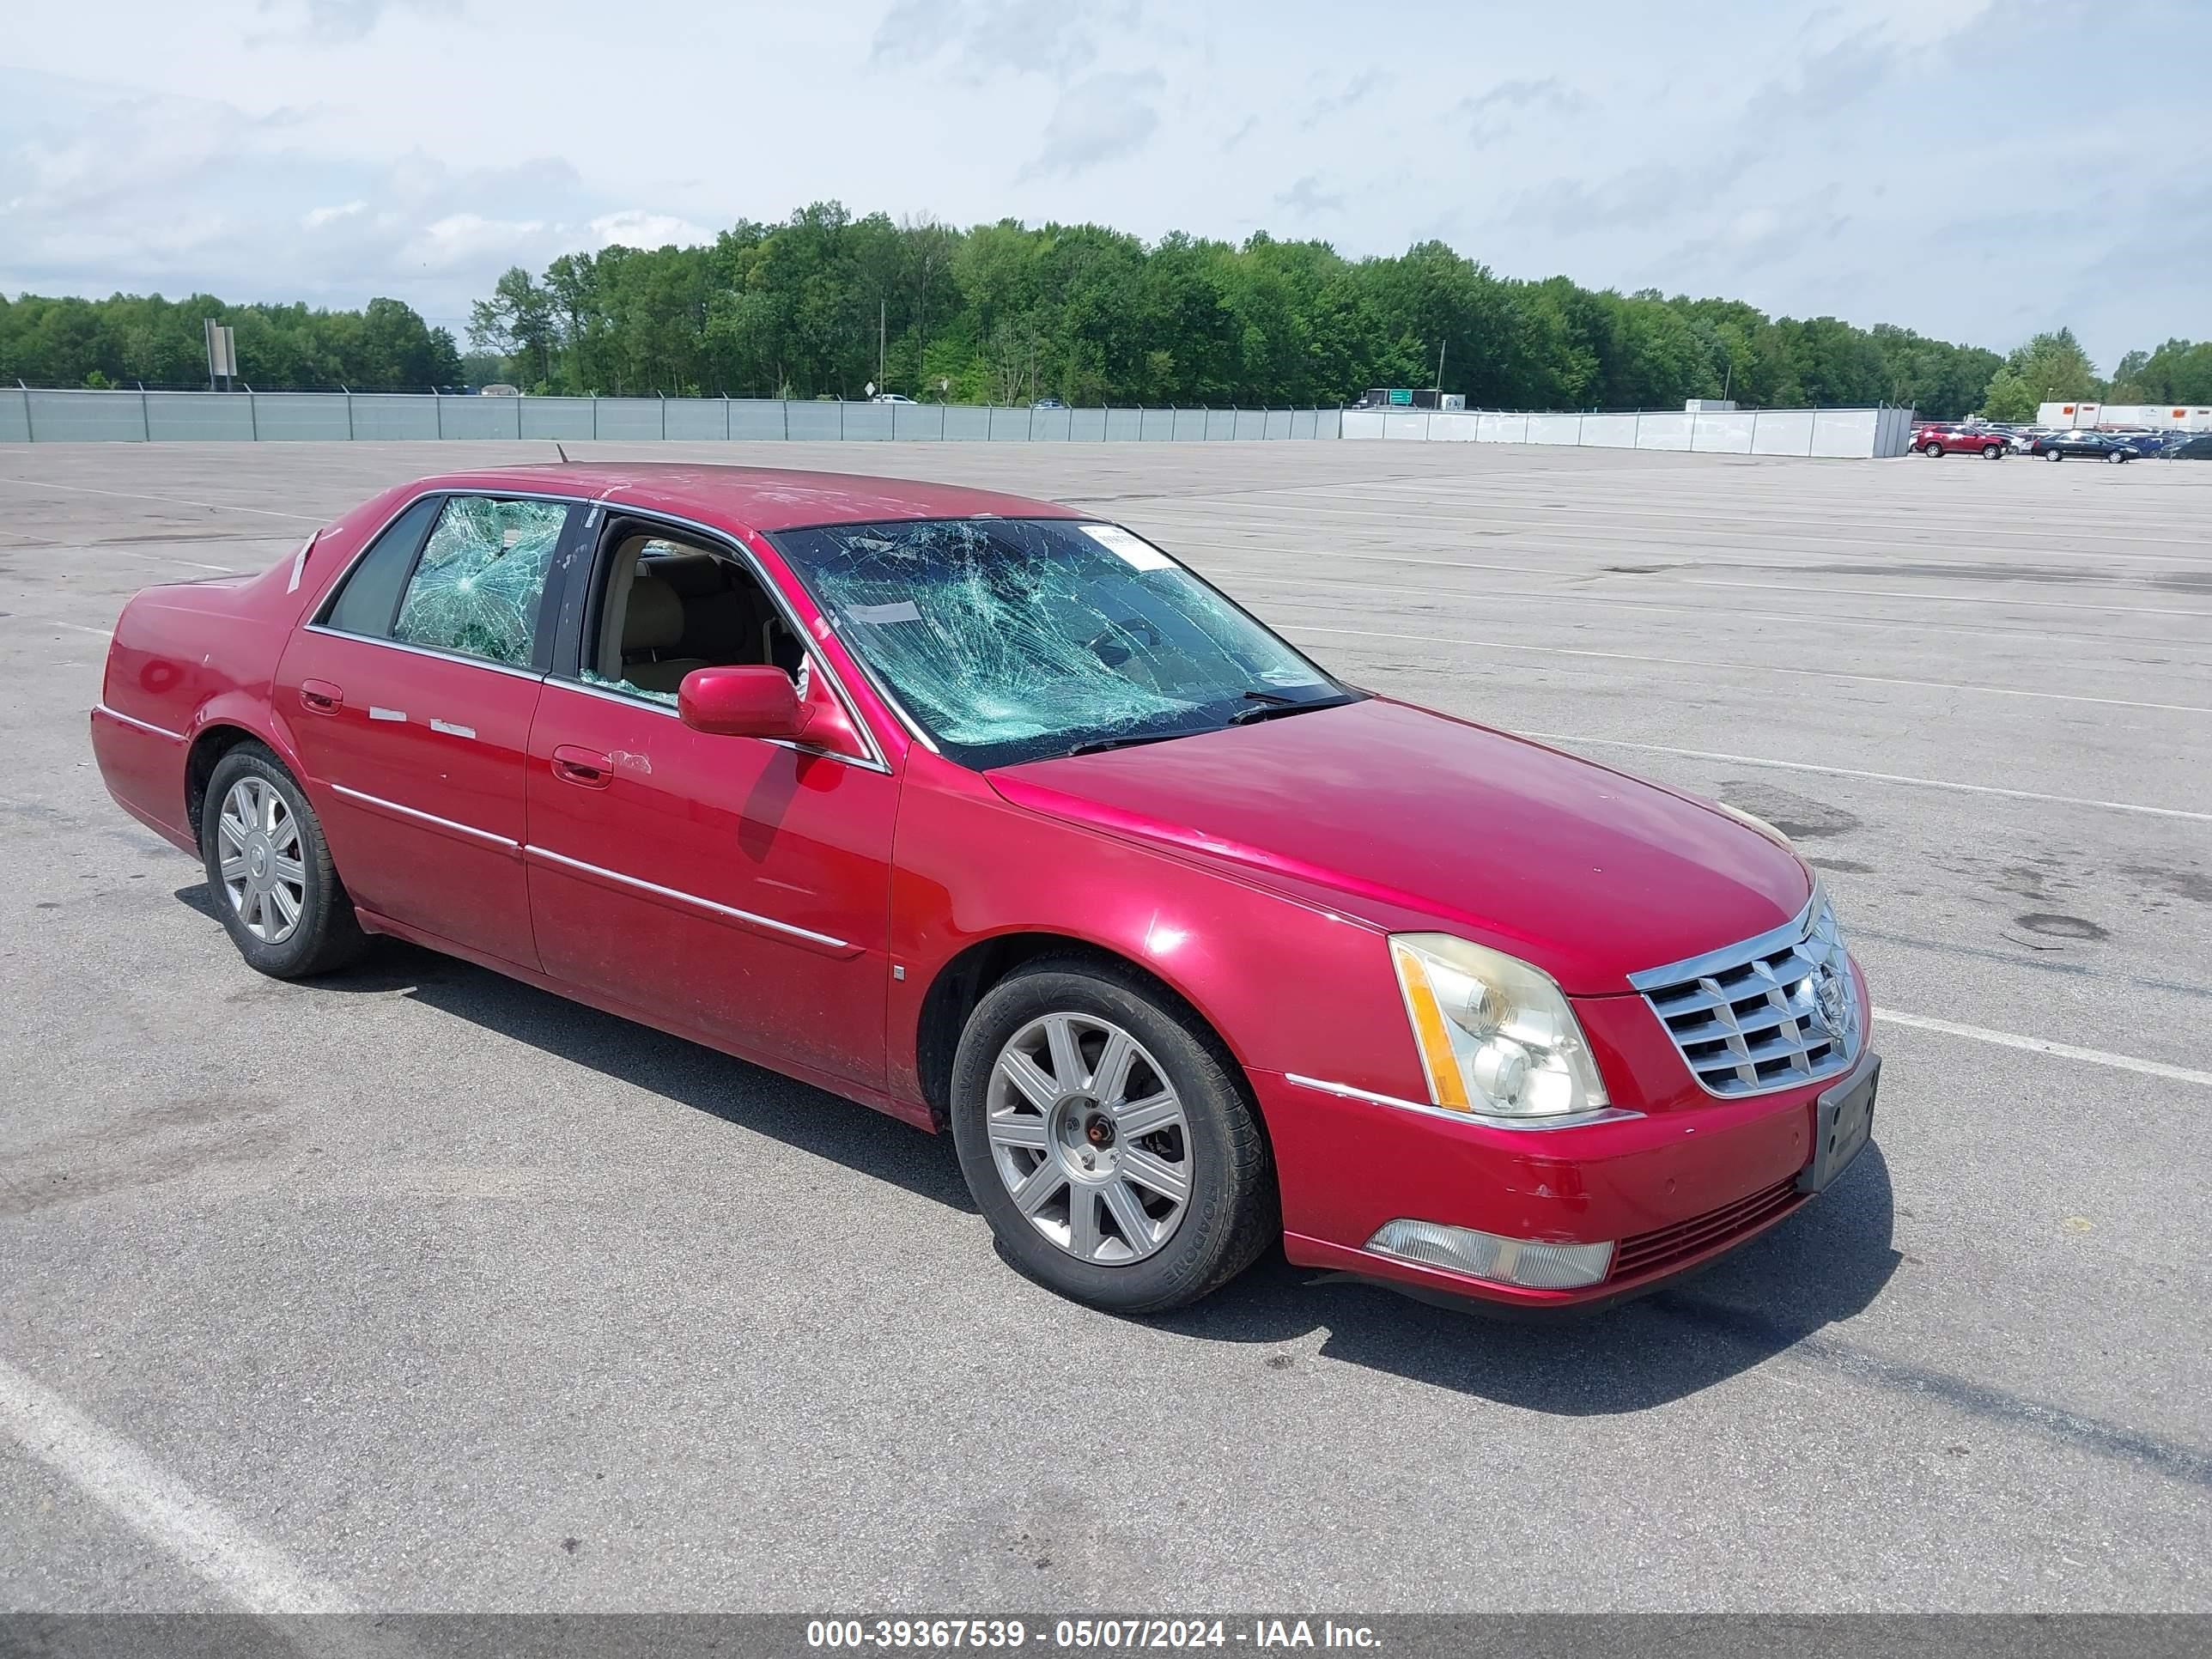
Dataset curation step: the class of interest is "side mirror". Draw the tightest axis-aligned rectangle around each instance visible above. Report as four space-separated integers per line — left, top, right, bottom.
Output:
678 665 800 739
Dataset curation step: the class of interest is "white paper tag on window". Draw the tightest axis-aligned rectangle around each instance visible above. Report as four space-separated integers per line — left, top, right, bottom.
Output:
848 600 922 624
1080 525 1175 571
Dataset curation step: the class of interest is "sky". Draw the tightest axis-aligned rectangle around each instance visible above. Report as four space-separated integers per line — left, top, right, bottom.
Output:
2 0 2205 371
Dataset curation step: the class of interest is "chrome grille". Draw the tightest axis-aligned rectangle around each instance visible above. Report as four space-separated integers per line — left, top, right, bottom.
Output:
1628 890 1860 1097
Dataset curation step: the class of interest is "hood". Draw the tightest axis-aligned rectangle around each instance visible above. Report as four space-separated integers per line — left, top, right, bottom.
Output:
989 697 1812 995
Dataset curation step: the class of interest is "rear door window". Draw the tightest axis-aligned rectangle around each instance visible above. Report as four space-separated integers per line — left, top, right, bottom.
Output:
391 496 573 668
320 495 441 637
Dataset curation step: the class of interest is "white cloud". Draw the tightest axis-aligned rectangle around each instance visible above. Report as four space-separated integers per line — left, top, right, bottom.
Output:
589 210 713 251
401 213 550 270
1458 77 1586 144
260 0 460 42
872 0 1127 79
0 1 2203 368
1275 175 1344 217
1023 70 1162 179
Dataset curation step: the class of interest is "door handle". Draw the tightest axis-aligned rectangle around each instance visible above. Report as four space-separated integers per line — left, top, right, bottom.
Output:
300 678 343 714
551 744 613 788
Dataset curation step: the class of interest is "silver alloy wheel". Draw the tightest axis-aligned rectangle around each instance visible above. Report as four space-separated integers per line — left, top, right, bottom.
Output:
216 776 306 945
985 1012 1193 1265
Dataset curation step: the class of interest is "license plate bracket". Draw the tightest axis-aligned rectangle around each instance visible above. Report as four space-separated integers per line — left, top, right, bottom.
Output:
1798 1056 1880 1194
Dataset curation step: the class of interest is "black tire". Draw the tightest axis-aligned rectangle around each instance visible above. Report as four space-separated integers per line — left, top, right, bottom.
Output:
1983 444 2004 459
949 955 1276 1313
2106 450 2129 465
198 744 368 979
2043 447 2063 461
1922 441 1945 457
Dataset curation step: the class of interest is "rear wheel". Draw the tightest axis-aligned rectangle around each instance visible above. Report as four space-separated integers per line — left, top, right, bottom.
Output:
2043 447 2064 462
199 744 368 978
1922 441 1945 457
949 957 1275 1312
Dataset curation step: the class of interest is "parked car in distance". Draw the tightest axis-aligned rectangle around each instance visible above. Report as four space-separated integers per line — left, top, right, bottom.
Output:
89 465 1879 1316
870 392 918 405
2029 430 2145 463
2171 433 2212 459
1032 397 1067 410
1913 422 2009 459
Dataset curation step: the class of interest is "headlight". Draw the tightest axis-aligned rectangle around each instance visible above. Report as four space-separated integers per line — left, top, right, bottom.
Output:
1389 933 1609 1120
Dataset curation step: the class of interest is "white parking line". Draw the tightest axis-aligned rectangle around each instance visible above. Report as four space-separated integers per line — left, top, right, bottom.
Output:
1683 577 2212 621
1513 732 2212 823
0 1355 358 1615
1280 623 2212 716
1228 568 2212 654
0 616 114 637
105 547 241 574
1875 1010 2212 1088
0 474 324 523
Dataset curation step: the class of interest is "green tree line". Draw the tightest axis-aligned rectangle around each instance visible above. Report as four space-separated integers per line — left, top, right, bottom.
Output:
0 292 462 392
9 204 2199 419
461 203 2014 416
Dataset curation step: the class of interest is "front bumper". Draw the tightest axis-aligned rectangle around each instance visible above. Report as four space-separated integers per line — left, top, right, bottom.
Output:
1257 1043 1878 1312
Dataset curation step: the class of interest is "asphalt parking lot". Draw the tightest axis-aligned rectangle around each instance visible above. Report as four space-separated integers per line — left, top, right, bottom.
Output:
0 438 2206 1614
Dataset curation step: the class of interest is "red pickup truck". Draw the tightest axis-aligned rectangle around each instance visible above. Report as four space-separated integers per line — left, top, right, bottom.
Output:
1914 423 2010 459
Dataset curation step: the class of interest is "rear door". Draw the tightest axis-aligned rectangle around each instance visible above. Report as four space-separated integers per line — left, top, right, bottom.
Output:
278 492 581 969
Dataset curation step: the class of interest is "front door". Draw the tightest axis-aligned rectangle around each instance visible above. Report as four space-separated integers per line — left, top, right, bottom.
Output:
279 492 578 969
521 524 898 1092
524 680 898 1091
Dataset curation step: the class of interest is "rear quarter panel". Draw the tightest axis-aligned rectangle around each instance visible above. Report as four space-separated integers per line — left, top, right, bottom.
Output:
92 483 417 842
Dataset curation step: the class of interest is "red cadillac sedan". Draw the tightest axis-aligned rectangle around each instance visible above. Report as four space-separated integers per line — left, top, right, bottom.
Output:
89 465 1878 1314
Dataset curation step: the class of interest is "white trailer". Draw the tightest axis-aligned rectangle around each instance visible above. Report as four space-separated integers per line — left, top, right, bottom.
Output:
2038 401 2212 431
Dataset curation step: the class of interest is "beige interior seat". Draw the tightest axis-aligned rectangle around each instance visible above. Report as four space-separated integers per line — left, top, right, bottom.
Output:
617 572 709 692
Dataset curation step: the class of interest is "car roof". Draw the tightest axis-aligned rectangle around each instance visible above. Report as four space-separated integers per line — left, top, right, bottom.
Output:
396 461 1086 533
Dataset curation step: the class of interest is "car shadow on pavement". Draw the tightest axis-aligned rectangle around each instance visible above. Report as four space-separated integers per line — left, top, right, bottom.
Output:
1152 1149 1901 1414
172 891 980 1216
176 885 1891 1407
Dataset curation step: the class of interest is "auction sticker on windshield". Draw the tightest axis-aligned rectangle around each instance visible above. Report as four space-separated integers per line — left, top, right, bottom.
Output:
1079 524 1176 569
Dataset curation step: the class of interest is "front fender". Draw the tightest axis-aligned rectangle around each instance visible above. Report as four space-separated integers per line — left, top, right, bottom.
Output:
887 750 1422 1110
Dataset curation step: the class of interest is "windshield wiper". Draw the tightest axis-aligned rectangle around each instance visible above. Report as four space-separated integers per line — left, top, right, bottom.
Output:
1227 691 1354 725
1061 729 1207 757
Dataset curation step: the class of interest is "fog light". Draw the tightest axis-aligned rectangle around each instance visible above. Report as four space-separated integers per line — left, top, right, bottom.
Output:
1365 1219 1613 1290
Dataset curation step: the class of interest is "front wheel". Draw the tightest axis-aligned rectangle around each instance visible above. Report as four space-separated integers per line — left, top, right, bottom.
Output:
2106 450 2129 465
949 957 1276 1312
1983 444 2005 459
199 744 368 978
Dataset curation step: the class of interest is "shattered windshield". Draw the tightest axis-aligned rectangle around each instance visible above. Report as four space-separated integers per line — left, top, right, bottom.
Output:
768 517 1355 769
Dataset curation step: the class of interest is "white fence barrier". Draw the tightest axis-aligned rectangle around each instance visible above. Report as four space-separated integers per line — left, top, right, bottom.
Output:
0 388 1344 446
1340 404 1917 459
0 387 1917 456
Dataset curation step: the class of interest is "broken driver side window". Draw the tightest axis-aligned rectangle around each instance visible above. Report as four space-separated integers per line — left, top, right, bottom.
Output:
580 531 805 708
